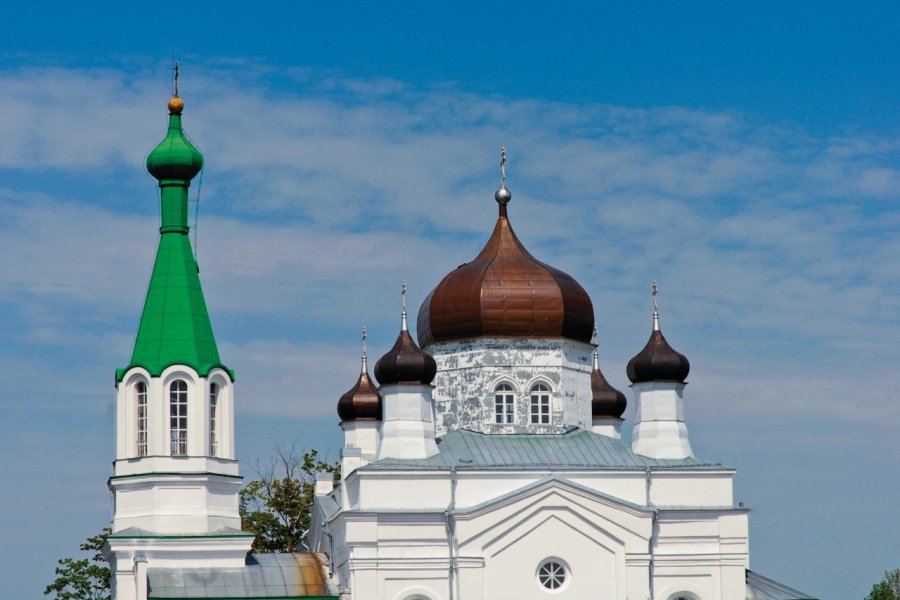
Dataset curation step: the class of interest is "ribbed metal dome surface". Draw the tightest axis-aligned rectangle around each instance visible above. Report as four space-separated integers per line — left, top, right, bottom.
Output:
417 211 594 347
591 357 627 418
337 370 382 421
626 329 690 384
374 329 437 386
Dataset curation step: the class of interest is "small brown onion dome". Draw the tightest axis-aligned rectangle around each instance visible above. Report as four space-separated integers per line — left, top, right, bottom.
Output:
626 310 690 383
375 303 437 385
416 189 594 347
591 351 627 418
337 359 382 421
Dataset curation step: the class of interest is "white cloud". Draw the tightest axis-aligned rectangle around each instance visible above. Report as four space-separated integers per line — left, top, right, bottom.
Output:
0 64 897 439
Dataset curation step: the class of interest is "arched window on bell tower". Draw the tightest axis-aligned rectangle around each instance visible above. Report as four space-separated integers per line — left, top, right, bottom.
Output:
136 381 148 457
209 382 219 456
170 380 188 455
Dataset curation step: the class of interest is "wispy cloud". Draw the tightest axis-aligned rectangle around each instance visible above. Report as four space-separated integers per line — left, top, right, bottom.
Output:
1 64 898 435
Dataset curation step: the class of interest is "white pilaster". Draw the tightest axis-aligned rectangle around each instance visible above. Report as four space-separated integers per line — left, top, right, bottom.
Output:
631 381 693 459
133 556 148 600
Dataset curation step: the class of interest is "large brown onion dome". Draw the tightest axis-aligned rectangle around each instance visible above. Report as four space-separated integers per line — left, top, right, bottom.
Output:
416 186 594 347
375 307 437 386
591 350 627 418
337 356 382 421
626 310 690 384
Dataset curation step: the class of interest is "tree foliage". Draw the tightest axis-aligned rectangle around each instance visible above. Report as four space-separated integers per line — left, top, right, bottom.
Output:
866 569 900 600
240 444 339 553
45 529 111 600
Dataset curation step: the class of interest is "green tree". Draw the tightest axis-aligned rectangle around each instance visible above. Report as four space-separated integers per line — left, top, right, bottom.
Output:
45 528 111 600
866 569 900 600
240 444 339 553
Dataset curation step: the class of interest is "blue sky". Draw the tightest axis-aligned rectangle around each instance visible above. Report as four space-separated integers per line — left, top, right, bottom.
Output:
0 2 898 599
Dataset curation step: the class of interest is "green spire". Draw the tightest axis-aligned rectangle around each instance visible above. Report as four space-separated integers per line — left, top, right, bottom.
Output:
117 93 232 382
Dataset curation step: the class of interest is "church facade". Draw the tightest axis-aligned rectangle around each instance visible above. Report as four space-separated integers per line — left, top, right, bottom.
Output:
102 89 817 600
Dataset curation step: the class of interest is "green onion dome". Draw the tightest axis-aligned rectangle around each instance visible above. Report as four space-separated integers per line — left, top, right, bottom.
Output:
146 96 203 182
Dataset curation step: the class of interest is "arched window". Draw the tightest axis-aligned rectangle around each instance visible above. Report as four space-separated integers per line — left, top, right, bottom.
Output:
667 594 699 600
494 383 515 424
209 383 219 456
169 380 188 456
530 383 551 424
136 382 148 457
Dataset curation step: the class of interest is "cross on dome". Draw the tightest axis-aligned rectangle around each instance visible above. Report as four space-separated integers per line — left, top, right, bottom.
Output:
401 279 408 332
495 146 512 210
168 61 184 115
361 324 368 373
652 280 660 331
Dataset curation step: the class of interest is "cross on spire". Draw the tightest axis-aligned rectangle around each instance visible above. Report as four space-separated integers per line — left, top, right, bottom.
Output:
500 146 507 187
401 279 408 331
173 61 180 98
652 281 660 331
361 324 368 372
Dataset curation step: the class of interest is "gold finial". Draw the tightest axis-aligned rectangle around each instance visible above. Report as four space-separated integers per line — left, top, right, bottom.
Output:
167 61 184 115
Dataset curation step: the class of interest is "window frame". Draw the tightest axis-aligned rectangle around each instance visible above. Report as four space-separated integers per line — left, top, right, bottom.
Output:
536 558 569 592
494 383 516 424
136 381 148 457
169 379 188 456
209 382 219 456
529 382 551 425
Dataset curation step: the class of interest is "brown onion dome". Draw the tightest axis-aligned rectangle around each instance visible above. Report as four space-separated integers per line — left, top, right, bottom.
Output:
375 298 437 386
626 305 690 384
416 181 594 347
337 351 382 421
591 350 627 418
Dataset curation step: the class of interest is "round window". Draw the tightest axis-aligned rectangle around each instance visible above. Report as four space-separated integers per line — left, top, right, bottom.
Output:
537 559 567 591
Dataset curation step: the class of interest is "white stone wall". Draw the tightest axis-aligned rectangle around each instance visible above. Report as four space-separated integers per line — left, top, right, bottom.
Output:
425 338 595 435
631 382 694 459
316 469 749 600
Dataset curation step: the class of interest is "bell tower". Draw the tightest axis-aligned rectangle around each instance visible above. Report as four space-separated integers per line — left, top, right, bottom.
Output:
105 72 252 600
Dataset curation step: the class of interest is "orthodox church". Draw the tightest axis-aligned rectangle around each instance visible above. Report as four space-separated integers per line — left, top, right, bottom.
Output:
102 86 818 600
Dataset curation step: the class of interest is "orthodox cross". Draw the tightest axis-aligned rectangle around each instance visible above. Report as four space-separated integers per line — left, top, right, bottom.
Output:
401 279 408 330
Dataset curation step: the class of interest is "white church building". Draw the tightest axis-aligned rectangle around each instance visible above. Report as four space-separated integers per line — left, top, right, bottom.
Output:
102 88 818 600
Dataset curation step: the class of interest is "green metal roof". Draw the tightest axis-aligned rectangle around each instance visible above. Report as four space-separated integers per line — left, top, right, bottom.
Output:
366 428 723 470
117 105 231 382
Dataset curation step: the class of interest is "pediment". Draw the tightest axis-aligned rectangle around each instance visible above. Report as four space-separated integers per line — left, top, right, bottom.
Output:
455 476 653 553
